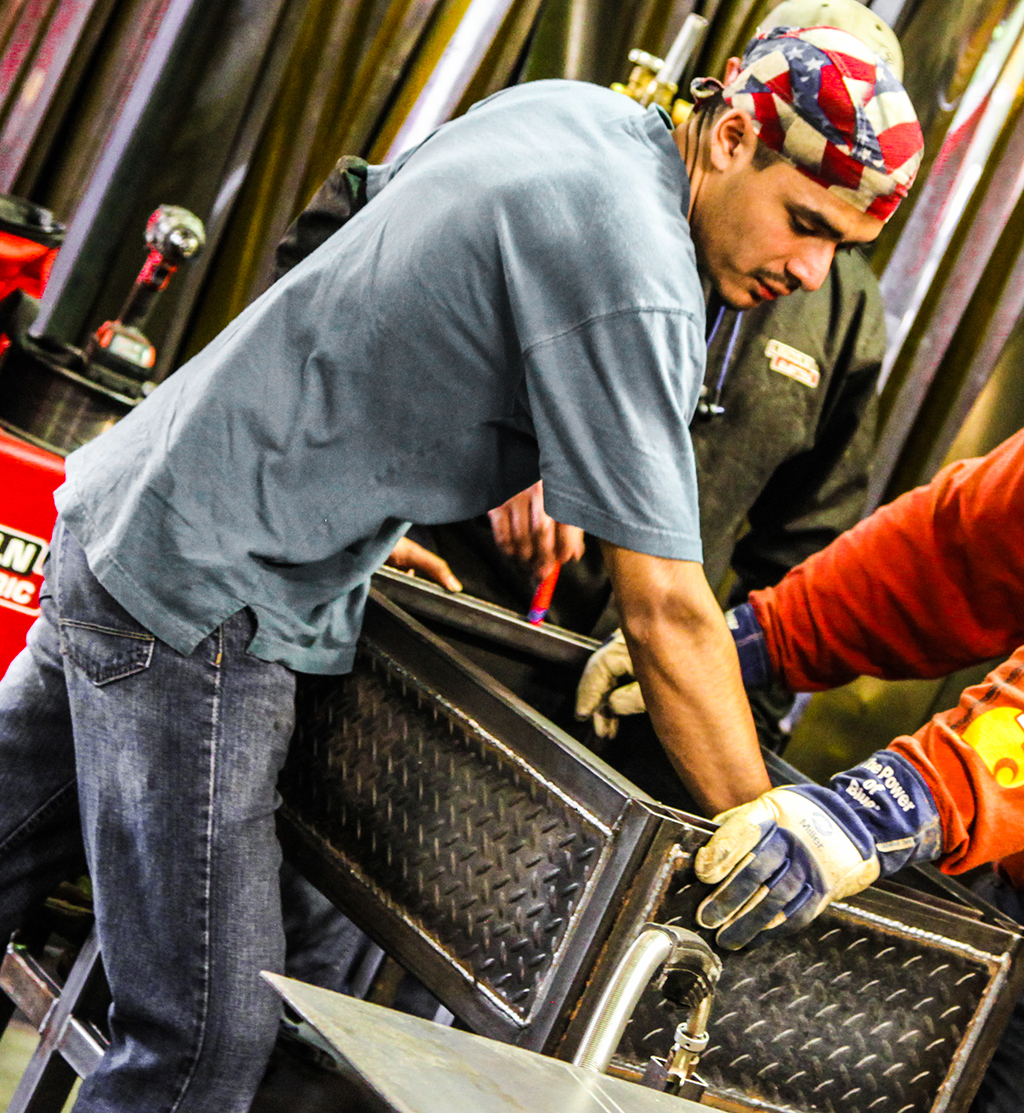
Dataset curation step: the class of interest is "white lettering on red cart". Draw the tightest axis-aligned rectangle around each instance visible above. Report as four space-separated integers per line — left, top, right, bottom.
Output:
0 526 48 617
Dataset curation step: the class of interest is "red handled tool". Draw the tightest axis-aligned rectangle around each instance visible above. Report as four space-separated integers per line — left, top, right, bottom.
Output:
526 564 561 625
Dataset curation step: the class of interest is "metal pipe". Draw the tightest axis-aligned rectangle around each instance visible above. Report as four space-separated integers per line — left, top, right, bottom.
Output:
28 0 216 346
655 14 708 86
384 0 519 161
878 0 1024 391
571 922 719 1076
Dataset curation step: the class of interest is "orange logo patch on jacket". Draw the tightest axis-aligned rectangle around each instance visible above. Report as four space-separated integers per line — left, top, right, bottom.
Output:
963 708 1024 788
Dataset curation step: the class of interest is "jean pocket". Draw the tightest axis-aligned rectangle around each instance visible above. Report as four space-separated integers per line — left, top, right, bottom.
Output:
60 620 155 686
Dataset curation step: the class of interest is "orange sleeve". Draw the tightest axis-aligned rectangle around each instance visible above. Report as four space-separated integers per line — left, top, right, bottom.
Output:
750 429 1024 691
887 647 1024 875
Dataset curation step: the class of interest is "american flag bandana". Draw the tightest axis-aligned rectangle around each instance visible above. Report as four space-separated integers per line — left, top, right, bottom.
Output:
717 25 923 222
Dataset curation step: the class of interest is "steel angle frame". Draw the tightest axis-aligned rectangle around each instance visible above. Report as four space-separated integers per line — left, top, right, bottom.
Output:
0 930 108 1112
279 580 1024 1110
371 565 598 668
278 589 664 1050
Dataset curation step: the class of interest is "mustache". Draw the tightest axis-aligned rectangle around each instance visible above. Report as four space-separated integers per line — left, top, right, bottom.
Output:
753 269 799 295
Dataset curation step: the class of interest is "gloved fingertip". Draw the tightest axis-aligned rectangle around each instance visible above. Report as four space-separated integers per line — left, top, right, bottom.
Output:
693 846 735 886
574 695 596 721
593 712 618 740
694 906 717 930
714 921 761 951
607 685 645 717
694 895 727 930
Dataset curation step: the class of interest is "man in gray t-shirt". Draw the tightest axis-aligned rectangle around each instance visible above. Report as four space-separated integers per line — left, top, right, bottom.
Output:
0 30 920 1113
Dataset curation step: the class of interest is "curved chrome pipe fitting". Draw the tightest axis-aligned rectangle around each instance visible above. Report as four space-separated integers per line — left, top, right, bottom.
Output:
571 922 721 1079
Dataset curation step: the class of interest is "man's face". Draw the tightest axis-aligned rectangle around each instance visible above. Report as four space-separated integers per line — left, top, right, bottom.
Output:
689 125 885 310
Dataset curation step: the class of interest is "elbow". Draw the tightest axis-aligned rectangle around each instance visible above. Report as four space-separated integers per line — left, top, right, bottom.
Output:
602 545 722 655
617 578 719 653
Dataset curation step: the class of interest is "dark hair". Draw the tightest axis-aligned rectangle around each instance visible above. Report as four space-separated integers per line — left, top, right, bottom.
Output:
696 90 786 171
752 138 785 170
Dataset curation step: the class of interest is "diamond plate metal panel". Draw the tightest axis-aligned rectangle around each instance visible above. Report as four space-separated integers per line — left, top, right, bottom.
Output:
279 589 1024 1109
278 592 663 1047
282 649 605 1020
625 895 990 1112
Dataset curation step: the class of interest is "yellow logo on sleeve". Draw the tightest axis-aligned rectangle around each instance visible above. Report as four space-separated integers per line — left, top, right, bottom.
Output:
963 708 1024 788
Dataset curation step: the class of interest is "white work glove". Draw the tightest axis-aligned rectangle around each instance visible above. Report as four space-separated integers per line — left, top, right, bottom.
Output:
694 752 943 950
574 629 644 738
574 603 773 738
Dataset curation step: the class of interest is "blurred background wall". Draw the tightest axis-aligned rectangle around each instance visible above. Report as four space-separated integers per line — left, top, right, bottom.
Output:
1 0 1021 780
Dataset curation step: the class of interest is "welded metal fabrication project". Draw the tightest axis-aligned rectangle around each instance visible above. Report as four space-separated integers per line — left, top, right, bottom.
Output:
279 588 1024 1113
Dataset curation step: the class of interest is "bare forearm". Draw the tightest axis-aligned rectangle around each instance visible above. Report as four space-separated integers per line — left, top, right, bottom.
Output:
637 611 771 815
603 543 771 816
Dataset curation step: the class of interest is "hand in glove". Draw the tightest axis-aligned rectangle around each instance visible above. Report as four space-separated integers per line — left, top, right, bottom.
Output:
694 751 943 949
574 603 773 738
574 629 643 738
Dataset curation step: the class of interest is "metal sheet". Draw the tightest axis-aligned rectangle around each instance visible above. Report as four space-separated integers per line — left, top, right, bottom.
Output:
265 974 709 1113
383 0 520 160
0 0 61 133
29 0 296 358
333 0 447 158
868 3 1024 505
0 0 114 195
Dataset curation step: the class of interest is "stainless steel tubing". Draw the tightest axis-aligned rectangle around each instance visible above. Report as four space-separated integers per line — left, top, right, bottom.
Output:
655 13 708 86
384 0 520 160
571 923 718 1075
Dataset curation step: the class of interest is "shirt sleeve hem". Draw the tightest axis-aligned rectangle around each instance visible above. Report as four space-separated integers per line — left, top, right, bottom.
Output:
543 486 703 562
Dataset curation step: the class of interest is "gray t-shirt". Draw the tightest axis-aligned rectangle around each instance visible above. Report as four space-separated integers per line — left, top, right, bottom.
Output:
56 80 706 674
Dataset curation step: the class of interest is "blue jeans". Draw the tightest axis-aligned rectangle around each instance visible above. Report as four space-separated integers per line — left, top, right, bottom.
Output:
0 518 298 1112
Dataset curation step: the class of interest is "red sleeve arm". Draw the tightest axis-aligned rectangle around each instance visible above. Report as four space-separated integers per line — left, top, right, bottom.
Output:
887 647 1024 875
749 429 1024 691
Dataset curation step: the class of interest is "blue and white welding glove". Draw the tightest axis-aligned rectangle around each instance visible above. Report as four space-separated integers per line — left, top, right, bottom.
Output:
694 751 943 950
574 602 772 738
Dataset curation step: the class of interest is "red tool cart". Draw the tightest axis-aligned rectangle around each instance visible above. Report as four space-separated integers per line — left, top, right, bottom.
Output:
0 195 67 676
0 429 63 674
